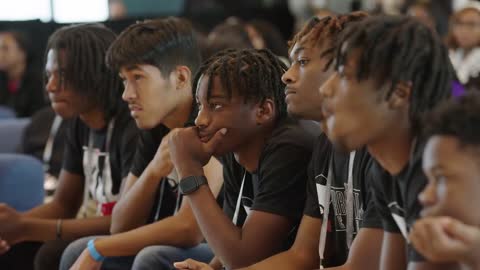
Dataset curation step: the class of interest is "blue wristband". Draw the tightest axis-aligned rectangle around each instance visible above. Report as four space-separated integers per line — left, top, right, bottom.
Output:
87 239 105 262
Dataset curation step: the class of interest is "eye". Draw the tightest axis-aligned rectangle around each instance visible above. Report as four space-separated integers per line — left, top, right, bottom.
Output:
133 74 143 81
298 59 310 67
210 103 223 111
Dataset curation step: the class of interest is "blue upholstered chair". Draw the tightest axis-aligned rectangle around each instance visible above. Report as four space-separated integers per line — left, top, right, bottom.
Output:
0 153 44 211
0 118 31 153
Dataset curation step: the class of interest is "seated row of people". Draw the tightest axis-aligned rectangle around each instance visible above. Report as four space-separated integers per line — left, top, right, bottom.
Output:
0 11 478 270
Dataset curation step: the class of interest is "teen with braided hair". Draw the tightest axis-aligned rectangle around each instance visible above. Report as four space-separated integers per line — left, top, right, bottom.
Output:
173 13 384 270
0 24 139 270
318 15 456 269
168 48 318 270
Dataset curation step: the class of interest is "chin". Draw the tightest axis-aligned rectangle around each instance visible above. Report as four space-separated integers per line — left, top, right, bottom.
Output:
52 107 75 119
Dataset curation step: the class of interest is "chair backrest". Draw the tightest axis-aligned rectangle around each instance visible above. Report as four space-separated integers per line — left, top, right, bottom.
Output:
0 153 44 211
0 106 16 119
0 118 31 153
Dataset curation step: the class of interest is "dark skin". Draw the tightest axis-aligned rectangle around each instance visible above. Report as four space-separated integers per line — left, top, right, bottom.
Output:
319 49 458 270
169 75 295 270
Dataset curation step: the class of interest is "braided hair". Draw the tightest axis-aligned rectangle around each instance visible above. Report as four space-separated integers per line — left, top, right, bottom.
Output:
45 23 123 120
193 48 288 121
288 12 368 71
334 15 454 133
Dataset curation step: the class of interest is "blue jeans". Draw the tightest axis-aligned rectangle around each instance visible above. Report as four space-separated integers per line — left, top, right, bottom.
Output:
60 236 213 270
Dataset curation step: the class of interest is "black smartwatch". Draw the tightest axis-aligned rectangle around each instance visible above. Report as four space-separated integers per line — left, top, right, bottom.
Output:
179 175 208 195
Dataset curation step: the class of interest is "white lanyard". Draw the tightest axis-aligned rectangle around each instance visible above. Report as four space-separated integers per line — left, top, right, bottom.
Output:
82 118 115 215
232 170 247 226
42 115 62 172
318 151 356 268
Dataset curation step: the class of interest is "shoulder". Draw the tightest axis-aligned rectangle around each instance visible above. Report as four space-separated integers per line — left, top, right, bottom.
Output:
267 118 320 151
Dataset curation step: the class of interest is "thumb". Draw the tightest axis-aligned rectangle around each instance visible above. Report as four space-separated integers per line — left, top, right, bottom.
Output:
204 128 227 153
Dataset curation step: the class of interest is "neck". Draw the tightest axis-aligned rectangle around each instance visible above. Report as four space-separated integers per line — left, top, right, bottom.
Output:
163 92 193 129
7 62 25 82
234 124 275 173
367 126 413 175
80 108 107 130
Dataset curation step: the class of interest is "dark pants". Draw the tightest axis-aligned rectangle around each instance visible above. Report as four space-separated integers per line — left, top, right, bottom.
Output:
0 240 71 270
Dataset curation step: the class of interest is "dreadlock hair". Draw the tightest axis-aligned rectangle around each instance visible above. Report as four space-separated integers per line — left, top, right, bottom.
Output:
45 23 123 120
424 92 480 154
106 17 201 78
288 12 368 71
193 48 288 121
334 15 454 134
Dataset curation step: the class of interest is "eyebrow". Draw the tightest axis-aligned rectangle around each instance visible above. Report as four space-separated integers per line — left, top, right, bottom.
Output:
290 47 305 59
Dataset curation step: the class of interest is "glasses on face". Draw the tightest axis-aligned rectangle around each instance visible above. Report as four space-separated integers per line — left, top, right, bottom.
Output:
452 20 480 30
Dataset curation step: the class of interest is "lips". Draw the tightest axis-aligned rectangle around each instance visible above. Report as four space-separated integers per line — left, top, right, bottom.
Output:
284 88 297 96
128 104 142 112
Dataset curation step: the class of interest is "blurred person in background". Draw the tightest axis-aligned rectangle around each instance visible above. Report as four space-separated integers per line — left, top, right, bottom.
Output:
0 30 46 117
447 1 480 92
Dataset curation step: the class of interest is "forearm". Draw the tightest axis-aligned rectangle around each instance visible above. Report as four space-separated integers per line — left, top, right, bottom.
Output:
23 200 77 219
96 211 203 257
187 185 258 269
22 215 111 242
111 168 164 233
239 249 319 270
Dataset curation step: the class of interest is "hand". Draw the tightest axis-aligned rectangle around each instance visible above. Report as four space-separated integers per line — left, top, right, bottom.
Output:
149 131 175 179
0 203 25 249
174 259 215 270
169 127 226 179
410 216 480 267
69 248 102 270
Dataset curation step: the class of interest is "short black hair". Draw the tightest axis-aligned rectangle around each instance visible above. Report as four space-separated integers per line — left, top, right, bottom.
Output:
334 15 453 133
106 17 201 77
45 23 123 120
193 48 288 121
0 30 33 65
424 92 480 150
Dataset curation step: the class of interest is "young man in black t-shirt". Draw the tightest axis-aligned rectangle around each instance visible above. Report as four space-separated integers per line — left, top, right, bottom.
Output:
169 48 318 270
409 93 480 270
318 16 455 269
61 18 224 270
205 13 383 270
0 24 138 270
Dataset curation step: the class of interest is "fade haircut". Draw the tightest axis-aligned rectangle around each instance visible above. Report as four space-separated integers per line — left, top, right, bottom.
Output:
193 48 287 121
106 17 201 77
334 15 453 133
424 92 480 153
45 23 123 120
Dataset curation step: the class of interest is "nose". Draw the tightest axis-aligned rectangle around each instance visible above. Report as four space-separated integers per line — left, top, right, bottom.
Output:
194 105 210 129
122 81 137 102
281 66 296 85
45 75 58 93
418 182 437 208
319 73 336 98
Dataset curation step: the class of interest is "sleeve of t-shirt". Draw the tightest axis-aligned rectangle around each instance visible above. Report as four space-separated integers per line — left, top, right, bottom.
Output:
130 130 158 177
119 120 139 178
62 119 85 176
252 143 311 220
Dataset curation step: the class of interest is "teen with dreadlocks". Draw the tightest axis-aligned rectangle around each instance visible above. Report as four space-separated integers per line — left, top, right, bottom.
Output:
61 17 224 270
408 92 480 270
0 24 138 270
174 13 383 270
167 48 317 270
318 15 455 269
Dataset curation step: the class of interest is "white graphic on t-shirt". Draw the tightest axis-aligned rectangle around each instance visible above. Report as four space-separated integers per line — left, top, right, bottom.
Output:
82 147 118 206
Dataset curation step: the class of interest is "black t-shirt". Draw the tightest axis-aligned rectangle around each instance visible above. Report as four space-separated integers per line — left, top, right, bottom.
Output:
370 140 426 262
62 106 138 206
304 134 382 267
221 118 318 249
129 104 198 222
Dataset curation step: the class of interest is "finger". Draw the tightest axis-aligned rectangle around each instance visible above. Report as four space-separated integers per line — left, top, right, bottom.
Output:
204 128 227 153
174 261 192 269
442 217 477 243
